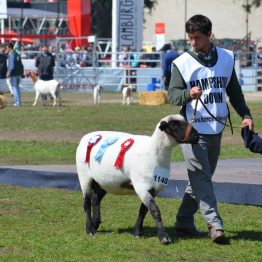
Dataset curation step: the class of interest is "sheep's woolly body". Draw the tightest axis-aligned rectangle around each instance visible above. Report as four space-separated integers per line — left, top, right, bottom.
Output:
33 79 61 106
35 79 59 94
76 115 180 196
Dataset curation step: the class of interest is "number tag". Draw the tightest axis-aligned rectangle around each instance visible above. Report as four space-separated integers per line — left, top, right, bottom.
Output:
153 166 170 186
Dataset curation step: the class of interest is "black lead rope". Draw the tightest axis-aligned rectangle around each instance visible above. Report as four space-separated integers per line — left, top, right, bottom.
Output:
197 97 238 134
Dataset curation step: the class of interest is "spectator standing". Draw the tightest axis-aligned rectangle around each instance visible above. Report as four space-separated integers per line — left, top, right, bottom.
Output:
130 48 140 68
57 43 67 68
148 46 160 68
85 46 94 67
35 45 55 80
0 43 7 80
79 45 88 66
20 46 28 59
6 43 24 107
118 46 129 67
162 42 179 90
72 46 81 66
168 14 253 243
257 46 262 67
139 48 149 68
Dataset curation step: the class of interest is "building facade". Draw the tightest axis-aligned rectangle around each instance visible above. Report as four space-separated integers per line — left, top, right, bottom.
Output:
143 0 261 44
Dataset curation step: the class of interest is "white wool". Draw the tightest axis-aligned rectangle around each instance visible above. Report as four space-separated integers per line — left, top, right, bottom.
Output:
33 79 61 107
122 86 134 105
93 85 102 105
76 115 181 199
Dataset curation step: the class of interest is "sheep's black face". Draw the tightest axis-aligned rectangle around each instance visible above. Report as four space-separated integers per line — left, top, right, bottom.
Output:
159 119 199 144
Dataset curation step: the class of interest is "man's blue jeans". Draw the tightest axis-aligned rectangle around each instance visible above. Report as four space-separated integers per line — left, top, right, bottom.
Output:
10 76 21 106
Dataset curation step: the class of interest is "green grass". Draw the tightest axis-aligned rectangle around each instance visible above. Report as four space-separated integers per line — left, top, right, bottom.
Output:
0 140 76 165
0 103 178 133
0 185 261 262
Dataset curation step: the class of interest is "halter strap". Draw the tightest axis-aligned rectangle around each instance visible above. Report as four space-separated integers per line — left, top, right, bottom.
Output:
163 123 192 143
197 97 242 134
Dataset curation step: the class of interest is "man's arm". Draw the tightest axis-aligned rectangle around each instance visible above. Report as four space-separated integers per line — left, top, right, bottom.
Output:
35 55 40 68
226 69 252 119
226 68 254 130
51 54 55 68
167 64 191 106
7 53 14 77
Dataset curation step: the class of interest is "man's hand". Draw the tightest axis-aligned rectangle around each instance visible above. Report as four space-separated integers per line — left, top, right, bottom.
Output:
242 118 254 131
190 86 202 99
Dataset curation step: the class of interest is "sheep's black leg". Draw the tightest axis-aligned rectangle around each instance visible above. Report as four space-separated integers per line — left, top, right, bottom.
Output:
91 181 107 230
133 202 148 237
83 192 96 236
134 186 172 244
148 197 172 244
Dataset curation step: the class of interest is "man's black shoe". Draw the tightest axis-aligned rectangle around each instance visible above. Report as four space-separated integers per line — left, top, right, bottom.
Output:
175 227 206 238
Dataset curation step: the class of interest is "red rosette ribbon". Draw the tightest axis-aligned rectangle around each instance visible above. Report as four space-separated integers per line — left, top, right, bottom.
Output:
85 134 102 163
114 138 134 169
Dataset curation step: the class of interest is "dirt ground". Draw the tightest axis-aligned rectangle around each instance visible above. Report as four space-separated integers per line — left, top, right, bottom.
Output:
3 91 138 107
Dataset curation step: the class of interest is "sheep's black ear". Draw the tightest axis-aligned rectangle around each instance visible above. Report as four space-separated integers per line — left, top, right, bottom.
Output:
159 121 168 131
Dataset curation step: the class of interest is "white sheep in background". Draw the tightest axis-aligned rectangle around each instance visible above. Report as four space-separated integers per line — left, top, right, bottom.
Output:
122 85 134 105
30 71 62 107
93 85 102 105
76 114 199 244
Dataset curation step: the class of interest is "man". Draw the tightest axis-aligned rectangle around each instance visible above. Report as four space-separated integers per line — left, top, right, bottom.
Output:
162 42 179 90
35 45 55 81
0 44 7 79
6 43 24 107
35 45 55 103
0 43 9 94
168 15 253 243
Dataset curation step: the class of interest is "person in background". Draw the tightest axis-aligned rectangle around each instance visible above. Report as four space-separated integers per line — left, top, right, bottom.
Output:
168 14 253 243
118 46 129 67
72 46 81 66
162 42 179 90
20 46 28 59
0 43 12 95
35 45 55 81
35 44 55 103
139 48 149 68
147 46 160 68
6 42 24 107
130 48 140 68
0 43 7 81
85 45 94 67
257 46 262 67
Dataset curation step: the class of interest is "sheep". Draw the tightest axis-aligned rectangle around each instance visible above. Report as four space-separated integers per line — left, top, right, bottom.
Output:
122 85 134 105
93 84 102 105
30 71 62 107
76 114 199 244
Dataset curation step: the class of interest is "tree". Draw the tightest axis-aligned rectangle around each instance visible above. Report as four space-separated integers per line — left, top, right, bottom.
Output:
241 0 261 45
91 0 157 37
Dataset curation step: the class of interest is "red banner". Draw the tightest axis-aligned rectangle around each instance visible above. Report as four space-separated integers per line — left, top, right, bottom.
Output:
67 0 91 48
155 22 165 34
